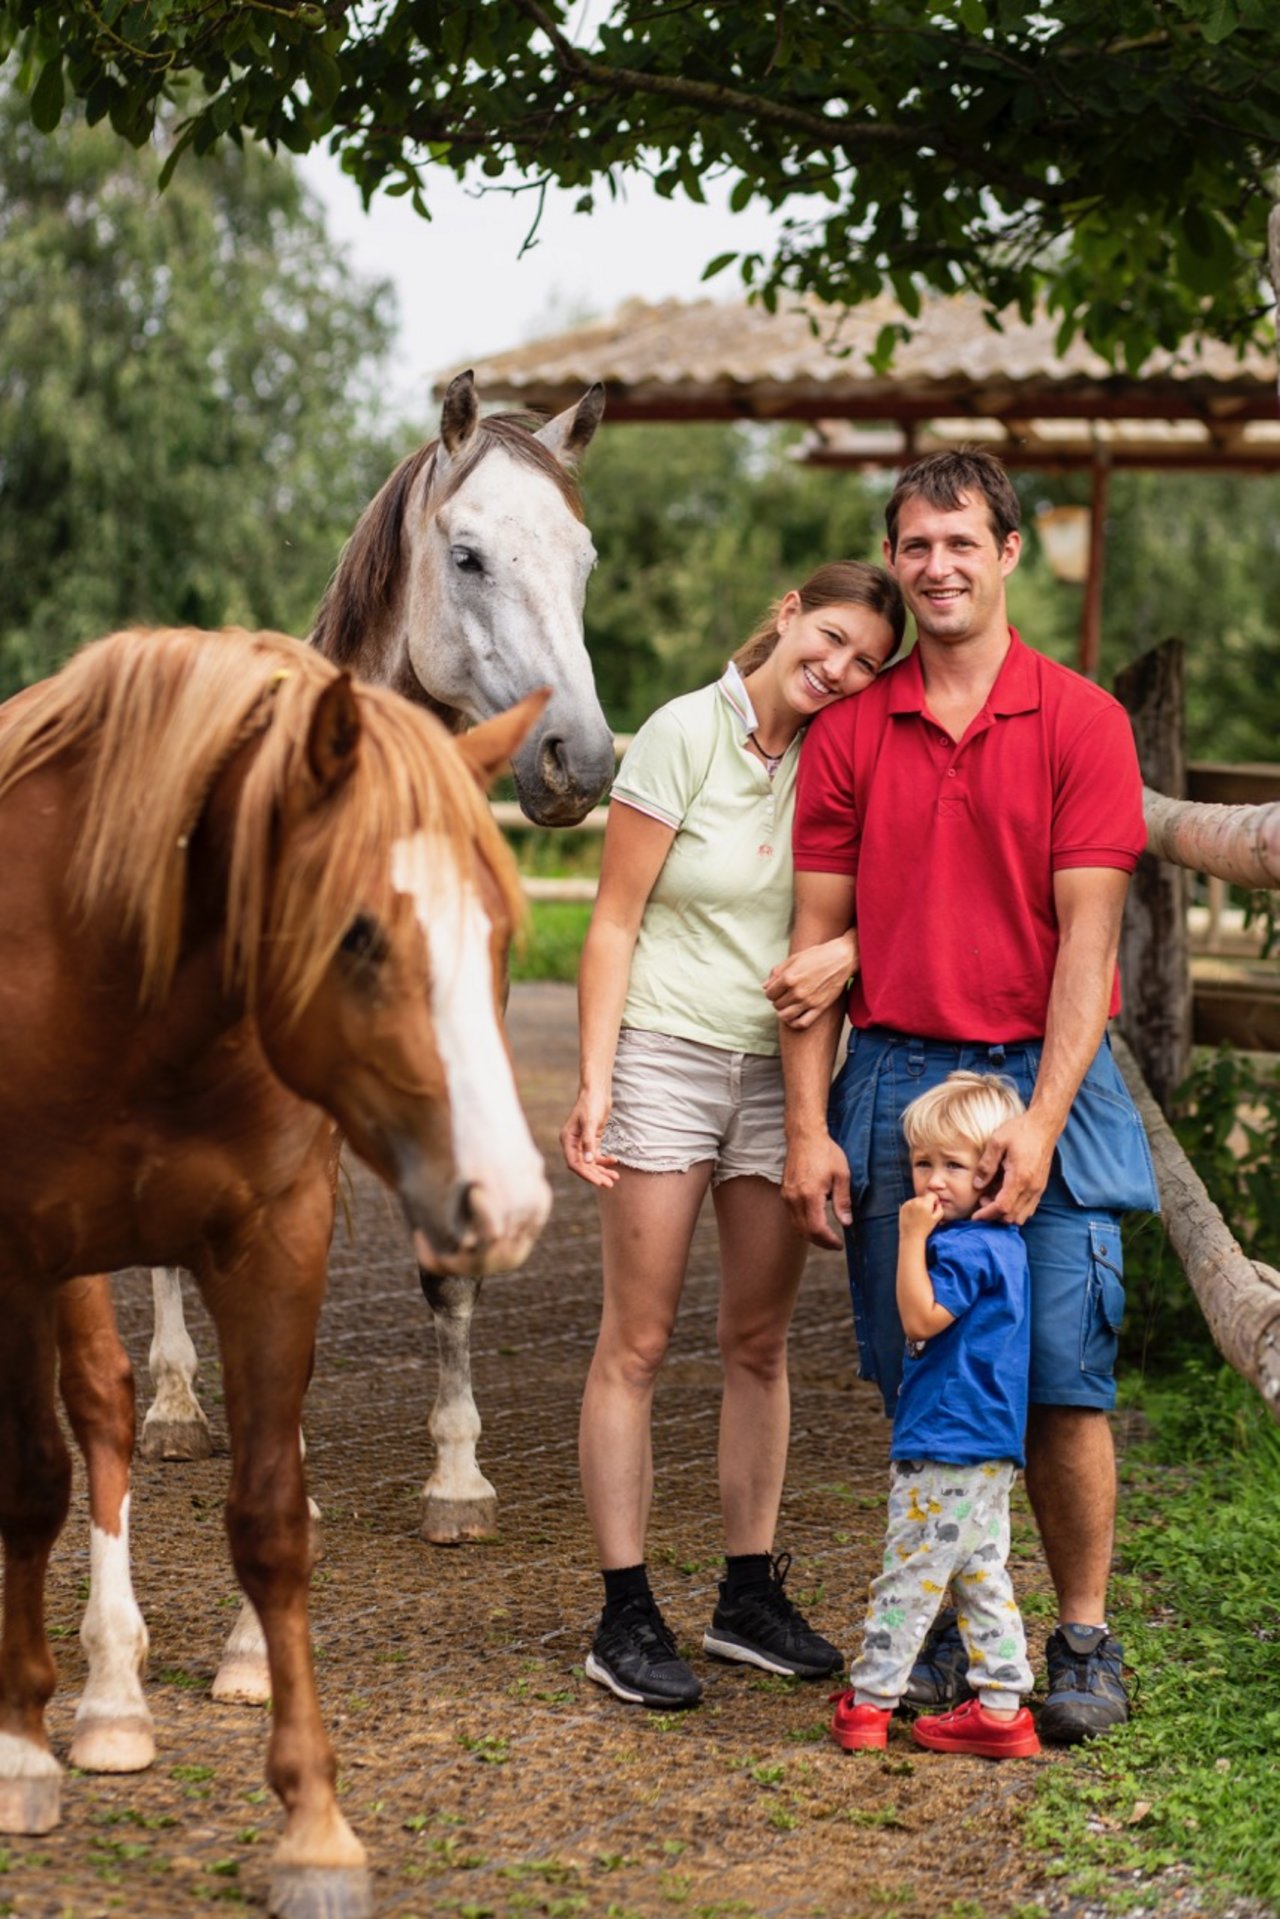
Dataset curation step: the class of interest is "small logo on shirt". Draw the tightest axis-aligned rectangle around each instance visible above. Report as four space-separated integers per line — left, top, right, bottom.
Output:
757 842 774 858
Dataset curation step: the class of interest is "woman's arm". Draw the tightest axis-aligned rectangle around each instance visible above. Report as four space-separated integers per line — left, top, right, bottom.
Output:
559 801 676 1188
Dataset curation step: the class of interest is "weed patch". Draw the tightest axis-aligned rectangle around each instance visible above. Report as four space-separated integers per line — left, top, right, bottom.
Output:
1025 1366 1280 1906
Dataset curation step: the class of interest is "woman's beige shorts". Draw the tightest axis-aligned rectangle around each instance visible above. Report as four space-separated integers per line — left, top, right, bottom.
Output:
600 1027 786 1185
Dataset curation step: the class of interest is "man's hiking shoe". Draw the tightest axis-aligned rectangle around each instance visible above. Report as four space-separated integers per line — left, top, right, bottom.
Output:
902 1606 973 1708
585 1598 702 1709
911 1697 1041 1759
829 1691 891 1752
702 1552 843 1679
1039 1624 1128 1745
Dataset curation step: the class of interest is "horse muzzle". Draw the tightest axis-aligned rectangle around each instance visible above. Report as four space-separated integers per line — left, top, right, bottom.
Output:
409 1171 552 1278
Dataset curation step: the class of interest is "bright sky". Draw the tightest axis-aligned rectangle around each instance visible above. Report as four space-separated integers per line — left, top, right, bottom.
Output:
299 150 794 415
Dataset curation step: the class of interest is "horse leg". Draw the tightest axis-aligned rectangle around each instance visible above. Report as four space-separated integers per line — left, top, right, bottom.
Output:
0 1290 71 1834
418 1270 498 1544
139 1266 213 1461
213 1431 318 1707
56 1275 154 1773
202 1234 369 1919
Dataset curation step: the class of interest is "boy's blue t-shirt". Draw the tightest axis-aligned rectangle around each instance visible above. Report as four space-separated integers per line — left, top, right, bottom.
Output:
891 1220 1030 1469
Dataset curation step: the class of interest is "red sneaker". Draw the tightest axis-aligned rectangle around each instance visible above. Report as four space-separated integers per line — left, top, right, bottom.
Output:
829 1690 891 1752
911 1697 1040 1759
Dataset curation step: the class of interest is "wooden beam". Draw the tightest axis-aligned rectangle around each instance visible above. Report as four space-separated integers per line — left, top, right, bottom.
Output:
1112 1034 1280 1420
1078 452 1111 679
1187 763 1280 807
1193 980 1280 1053
1144 787 1280 888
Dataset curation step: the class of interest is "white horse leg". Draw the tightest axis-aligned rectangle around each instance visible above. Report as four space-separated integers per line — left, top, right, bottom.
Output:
72 1492 154 1773
211 1595 271 1705
418 1272 497 1543
213 1446 318 1705
140 1267 213 1461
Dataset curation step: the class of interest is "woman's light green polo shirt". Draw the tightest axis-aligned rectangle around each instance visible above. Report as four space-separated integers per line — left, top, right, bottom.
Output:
612 663 801 1057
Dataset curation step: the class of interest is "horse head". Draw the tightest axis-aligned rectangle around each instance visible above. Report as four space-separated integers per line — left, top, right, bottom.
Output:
312 373 616 829
244 665 553 1277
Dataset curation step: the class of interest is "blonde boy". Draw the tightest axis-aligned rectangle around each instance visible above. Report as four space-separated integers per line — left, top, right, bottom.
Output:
831 1072 1040 1759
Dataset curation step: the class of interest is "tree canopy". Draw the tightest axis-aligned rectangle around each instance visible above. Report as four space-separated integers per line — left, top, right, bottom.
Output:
1 2 1278 371
0 88 402 695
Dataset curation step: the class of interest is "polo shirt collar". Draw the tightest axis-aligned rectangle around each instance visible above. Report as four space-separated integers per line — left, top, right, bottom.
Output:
717 659 759 737
886 627 1040 718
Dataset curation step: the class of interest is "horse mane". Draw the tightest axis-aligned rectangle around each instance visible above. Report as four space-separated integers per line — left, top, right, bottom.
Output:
0 626 524 1020
311 412 585 667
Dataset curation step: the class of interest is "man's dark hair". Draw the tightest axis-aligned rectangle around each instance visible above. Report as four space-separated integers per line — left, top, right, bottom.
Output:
884 448 1021 554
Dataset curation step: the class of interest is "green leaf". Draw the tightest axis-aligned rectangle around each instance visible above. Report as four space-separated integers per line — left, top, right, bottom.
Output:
701 250 737 281
729 176 753 213
30 54 64 133
302 42 341 112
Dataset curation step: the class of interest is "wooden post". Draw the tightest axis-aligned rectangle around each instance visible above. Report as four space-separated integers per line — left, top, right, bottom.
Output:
1115 640 1192 1115
1078 451 1111 679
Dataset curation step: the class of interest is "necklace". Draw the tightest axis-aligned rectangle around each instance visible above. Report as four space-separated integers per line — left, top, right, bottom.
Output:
748 730 787 777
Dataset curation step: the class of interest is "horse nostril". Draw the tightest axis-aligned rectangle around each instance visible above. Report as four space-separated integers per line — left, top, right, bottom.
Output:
539 735 571 796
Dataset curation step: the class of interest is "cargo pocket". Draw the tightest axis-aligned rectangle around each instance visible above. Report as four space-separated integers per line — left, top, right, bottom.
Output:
1057 1041 1161 1215
1080 1220 1126 1378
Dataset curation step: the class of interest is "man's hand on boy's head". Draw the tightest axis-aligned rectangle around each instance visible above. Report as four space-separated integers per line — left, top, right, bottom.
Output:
972 1111 1057 1224
899 1193 943 1238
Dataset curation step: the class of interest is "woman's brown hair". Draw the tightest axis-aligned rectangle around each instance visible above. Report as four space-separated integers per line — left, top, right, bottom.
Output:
732 560 906 677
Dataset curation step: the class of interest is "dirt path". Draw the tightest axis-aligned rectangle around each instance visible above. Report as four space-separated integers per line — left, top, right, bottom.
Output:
27 982 1065 1919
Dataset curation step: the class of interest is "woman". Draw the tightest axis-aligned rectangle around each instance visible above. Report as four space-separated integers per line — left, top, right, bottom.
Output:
561 561 905 1709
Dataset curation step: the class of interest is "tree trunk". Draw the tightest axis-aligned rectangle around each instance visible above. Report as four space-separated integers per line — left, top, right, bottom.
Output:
1115 642 1191 1114
1112 1034 1280 1421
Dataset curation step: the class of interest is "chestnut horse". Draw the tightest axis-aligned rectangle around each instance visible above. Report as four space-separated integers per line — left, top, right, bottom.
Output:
142 373 610 1562
0 626 549 1919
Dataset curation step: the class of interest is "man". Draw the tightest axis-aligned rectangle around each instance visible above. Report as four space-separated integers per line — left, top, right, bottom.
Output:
778 449 1159 1745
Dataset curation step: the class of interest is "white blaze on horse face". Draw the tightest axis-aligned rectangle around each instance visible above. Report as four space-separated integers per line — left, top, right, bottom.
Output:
390 833 550 1273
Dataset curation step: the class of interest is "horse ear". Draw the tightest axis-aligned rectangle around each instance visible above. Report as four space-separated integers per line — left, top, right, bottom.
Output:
535 384 605 469
456 689 552 791
306 673 362 794
439 368 480 458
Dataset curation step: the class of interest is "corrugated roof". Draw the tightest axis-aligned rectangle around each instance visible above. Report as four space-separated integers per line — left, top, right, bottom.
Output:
452 292 1278 430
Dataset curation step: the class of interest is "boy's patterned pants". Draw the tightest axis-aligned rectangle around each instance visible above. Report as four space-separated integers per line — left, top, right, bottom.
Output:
848 1458 1034 1711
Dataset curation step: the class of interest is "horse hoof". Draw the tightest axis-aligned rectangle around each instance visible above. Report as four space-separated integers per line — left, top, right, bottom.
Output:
70 1713 155 1774
268 1864 373 1919
139 1414 213 1462
420 1493 498 1544
212 1655 271 1706
0 1773 61 1836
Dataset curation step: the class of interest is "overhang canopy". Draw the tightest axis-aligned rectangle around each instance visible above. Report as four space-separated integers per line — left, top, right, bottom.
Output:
457 292 1279 460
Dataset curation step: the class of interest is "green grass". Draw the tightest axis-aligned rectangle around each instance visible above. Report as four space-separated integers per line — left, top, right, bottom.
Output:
1026 1361 1280 1907
510 901 590 982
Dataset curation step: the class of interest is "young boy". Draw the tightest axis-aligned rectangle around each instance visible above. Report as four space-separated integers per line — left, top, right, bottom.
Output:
831 1071 1041 1759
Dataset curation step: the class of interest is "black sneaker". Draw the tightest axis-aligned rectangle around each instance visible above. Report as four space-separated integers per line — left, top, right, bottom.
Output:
1040 1624 1129 1745
902 1607 974 1709
702 1552 842 1678
585 1598 702 1709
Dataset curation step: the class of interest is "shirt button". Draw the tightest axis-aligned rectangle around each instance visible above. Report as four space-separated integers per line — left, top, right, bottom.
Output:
947 768 957 778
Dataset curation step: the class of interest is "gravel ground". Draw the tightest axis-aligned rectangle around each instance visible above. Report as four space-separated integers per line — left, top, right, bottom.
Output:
24 983 1084 1919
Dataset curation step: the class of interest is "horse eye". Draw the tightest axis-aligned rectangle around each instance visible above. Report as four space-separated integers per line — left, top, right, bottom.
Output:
339 914 388 965
451 545 483 573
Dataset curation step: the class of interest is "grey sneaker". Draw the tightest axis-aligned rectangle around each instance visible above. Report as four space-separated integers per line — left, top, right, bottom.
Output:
585 1598 702 1709
902 1607 974 1709
1040 1624 1129 1744
702 1553 843 1679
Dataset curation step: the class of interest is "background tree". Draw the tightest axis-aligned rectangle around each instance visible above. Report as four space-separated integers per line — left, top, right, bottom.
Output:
1 2 1278 370
0 90 401 695
581 423 884 730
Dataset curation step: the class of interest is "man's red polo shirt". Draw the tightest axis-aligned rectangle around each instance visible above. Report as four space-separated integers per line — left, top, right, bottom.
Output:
793 631 1145 1042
